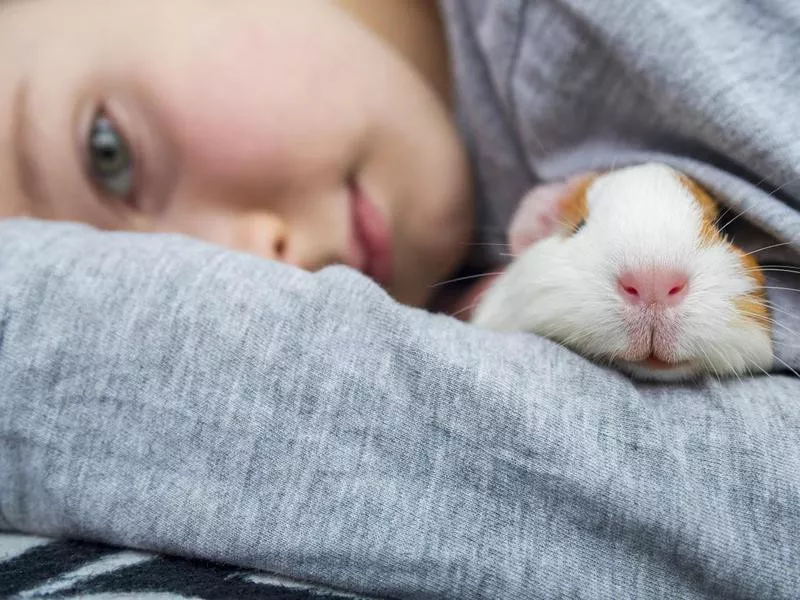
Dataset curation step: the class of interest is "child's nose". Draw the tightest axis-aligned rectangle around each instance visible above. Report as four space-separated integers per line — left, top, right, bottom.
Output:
230 212 292 264
163 207 296 266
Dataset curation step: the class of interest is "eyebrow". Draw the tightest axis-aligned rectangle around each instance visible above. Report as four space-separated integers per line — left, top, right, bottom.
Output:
12 77 48 211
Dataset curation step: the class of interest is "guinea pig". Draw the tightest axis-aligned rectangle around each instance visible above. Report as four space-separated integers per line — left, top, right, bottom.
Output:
472 162 773 381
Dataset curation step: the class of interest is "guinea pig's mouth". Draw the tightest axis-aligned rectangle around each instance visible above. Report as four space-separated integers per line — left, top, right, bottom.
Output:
619 354 696 382
640 354 687 370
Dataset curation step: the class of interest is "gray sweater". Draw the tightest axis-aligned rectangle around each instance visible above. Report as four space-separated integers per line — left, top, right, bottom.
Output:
1 1 799 599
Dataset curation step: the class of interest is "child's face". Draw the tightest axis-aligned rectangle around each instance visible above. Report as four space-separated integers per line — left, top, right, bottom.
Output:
0 0 473 306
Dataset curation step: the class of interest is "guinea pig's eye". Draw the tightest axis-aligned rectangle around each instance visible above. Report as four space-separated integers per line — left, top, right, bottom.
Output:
85 110 136 204
573 218 586 234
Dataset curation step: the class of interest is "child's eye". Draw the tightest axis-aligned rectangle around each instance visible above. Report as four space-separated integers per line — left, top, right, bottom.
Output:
85 110 136 204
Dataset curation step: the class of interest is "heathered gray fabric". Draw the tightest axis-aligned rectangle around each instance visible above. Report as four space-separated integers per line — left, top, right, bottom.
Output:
1 1 800 599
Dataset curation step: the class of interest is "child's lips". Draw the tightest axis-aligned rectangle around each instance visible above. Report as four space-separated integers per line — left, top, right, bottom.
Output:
348 179 393 286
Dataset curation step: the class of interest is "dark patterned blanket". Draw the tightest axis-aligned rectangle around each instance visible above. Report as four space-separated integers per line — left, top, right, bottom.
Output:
0 534 372 599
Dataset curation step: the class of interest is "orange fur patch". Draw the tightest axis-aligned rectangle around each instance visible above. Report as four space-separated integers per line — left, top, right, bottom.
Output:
678 175 723 247
679 172 770 330
734 250 771 329
557 174 595 234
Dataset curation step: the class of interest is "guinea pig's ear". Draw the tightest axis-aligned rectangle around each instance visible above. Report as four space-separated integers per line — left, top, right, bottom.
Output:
508 173 597 256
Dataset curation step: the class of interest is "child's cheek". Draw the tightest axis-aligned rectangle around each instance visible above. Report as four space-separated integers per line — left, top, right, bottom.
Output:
135 60 289 184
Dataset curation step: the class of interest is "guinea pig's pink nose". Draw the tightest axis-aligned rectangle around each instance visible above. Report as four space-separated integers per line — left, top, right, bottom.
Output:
617 269 689 307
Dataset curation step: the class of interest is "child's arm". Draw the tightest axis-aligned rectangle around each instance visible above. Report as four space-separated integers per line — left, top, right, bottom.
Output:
2 218 799 599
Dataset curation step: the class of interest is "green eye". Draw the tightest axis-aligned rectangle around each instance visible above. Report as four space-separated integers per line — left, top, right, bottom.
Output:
86 111 135 201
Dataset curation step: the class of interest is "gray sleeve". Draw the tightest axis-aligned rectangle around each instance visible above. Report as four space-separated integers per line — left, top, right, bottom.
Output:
2 219 799 600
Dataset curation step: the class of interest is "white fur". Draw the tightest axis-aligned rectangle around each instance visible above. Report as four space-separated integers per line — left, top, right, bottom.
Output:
473 163 773 381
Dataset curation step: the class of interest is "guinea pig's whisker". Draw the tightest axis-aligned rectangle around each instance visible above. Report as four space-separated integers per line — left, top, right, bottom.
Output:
712 206 733 229
697 344 722 383
717 346 744 385
720 175 800 232
749 263 800 270
747 267 800 276
766 174 800 196
449 302 478 320
718 204 764 234
718 206 752 233
738 307 780 327
753 173 773 187
761 299 799 322
772 354 800 379
430 271 505 288
743 355 772 378
742 242 796 256
448 283 497 319
474 225 512 235
463 242 512 248
763 286 800 293
704 340 726 372
759 304 800 346
740 308 800 348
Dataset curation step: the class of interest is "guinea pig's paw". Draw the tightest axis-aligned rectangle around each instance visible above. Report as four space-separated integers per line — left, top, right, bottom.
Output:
509 173 597 256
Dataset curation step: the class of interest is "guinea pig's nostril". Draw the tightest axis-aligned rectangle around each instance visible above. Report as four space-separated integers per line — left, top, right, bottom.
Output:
617 273 642 304
618 270 689 307
623 285 639 297
661 273 690 306
668 283 685 296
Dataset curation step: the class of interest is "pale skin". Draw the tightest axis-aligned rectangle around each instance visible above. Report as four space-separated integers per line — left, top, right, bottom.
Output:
0 0 474 308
